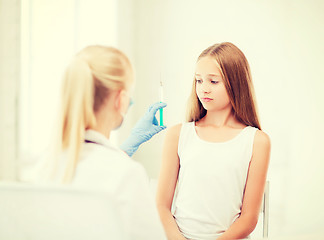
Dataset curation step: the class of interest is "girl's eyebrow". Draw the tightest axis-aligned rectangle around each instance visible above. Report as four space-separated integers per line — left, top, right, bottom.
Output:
195 73 221 77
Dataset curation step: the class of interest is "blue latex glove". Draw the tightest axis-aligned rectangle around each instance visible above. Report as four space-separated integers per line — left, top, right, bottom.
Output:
120 102 167 157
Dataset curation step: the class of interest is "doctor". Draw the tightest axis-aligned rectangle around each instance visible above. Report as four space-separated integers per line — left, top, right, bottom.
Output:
44 45 167 239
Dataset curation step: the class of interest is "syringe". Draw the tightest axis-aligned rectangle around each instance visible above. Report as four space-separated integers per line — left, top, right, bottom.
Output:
159 79 164 126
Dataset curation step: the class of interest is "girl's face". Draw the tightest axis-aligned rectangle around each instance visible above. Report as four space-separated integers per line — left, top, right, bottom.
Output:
195 56 231 111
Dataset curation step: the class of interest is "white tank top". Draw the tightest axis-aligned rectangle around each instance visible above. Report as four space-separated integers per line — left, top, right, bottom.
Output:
173 122 258 240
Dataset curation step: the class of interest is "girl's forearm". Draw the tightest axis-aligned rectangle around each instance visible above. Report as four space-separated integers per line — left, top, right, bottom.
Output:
217 214 258 240
157 207 187 240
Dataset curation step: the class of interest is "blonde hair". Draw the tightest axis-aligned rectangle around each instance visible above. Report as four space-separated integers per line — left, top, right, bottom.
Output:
186 42 261 130
50 45 133 183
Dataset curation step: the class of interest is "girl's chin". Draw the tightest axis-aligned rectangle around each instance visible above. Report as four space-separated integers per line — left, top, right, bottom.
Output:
201 103 213 110
201 104 224 112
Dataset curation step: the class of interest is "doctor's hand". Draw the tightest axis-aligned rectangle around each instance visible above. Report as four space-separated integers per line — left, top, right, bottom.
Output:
120 102 167 157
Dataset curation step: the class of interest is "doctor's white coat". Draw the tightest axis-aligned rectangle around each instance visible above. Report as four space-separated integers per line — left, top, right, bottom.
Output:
61 130 166 240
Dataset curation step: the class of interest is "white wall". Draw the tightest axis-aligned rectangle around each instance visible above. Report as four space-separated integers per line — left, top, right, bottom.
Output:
0 0 20 180
128 0 324 238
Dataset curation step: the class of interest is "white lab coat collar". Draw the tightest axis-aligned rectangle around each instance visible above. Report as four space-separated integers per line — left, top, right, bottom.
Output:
84 129 130 158
84 129 118 150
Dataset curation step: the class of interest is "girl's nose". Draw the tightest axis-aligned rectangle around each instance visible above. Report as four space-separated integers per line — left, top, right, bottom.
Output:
202 84 211 93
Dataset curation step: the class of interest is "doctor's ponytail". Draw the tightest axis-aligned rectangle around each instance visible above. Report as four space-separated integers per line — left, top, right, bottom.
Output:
59 57 96 182
51 46 132 183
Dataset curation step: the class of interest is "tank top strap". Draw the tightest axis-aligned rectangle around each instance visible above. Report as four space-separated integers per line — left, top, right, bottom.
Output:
178 122 195 158
243 126 259 161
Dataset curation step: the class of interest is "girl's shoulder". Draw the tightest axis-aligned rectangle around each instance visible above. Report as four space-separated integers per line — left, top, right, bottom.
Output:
165 122 194 143
253 129 271 155
250 129 271 168
254 129 271 146
166 121 194 134
165 123 182 139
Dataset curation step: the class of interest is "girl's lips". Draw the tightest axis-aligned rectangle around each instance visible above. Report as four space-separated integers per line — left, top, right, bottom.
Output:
201 98 213 102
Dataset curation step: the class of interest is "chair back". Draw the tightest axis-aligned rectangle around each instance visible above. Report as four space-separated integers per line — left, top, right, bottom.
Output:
0 182 125 240
261 181 270 238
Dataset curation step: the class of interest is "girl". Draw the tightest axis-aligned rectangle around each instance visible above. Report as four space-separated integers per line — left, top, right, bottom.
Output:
156 42 271 240
44 45 166 240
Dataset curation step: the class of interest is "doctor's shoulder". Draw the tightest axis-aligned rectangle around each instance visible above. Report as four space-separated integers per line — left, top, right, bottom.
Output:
76 145 146 186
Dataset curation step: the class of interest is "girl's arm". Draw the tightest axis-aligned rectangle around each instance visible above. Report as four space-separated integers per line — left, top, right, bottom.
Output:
218 130 271 240
156 124 187 240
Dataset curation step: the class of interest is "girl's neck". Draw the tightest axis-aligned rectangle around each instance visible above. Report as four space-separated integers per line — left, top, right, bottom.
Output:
200 107 237 128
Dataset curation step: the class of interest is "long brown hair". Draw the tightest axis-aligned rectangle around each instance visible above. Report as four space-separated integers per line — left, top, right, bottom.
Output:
186 42 261 130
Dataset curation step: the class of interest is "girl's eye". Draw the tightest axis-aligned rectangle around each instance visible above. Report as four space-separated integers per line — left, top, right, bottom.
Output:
196 79 202 84
211 80 219 84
